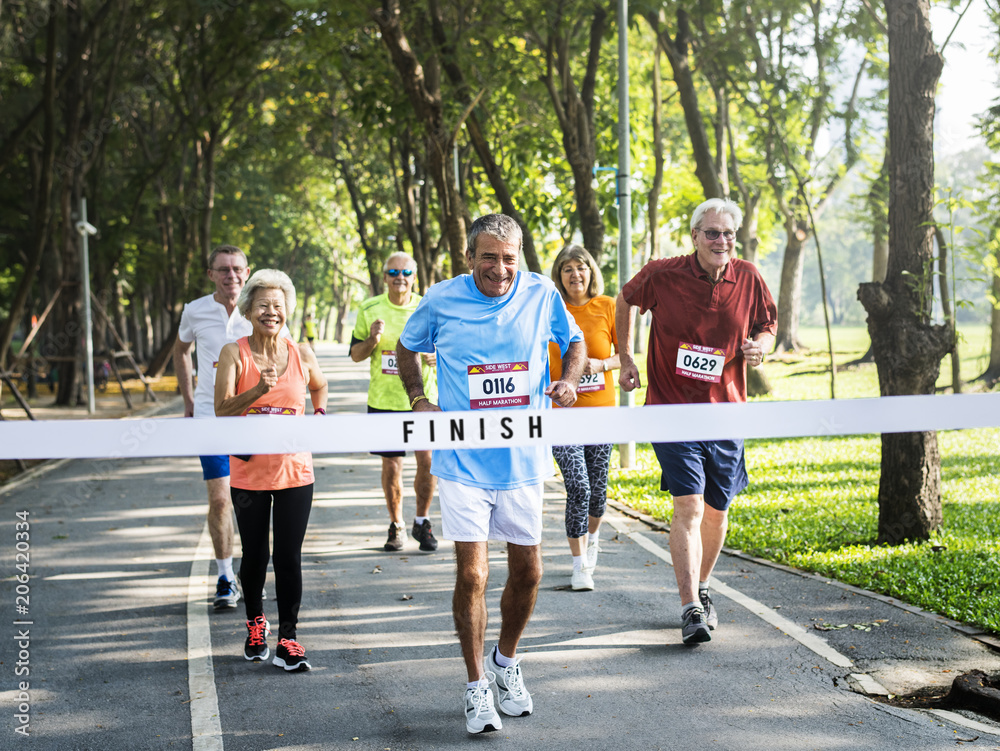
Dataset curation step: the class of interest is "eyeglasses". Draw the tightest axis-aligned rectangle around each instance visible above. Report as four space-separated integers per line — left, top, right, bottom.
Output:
385 269 414 277
698 229 736 241
211 266 247 274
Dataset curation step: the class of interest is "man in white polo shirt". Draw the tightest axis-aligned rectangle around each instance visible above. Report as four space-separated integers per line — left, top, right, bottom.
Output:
175 245 252 610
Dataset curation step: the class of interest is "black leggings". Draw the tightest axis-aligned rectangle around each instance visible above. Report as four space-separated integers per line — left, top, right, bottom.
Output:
231 484 313 641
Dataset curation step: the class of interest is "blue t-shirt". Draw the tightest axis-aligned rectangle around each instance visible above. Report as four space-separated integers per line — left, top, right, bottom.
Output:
399 271 584 489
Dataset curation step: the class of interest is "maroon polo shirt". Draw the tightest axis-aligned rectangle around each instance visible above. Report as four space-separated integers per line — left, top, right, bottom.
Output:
621 253 776 406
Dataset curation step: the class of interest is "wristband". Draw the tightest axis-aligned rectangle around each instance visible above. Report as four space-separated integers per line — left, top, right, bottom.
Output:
314 408 326 415
410 395 429 410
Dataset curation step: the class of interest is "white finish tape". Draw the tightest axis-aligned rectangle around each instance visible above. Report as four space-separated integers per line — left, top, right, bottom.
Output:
1 393 998 460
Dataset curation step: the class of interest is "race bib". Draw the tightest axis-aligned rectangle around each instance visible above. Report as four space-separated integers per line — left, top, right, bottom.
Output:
381 350 398 375
675 341 726 383
246 406 297 415
467 362 530 409
577 372 605 393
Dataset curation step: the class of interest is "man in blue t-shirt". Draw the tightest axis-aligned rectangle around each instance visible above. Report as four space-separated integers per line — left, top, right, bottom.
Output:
398 214 585 735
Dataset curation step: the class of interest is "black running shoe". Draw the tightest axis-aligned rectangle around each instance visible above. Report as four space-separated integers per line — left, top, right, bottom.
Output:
681 606 712 644
411 519 439 552
244 615 270 662
273 638 311 672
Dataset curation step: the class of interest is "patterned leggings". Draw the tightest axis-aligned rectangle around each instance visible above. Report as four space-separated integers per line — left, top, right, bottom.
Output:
552 443 613 539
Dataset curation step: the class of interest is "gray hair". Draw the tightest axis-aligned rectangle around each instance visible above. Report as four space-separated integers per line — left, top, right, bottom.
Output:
207 244 247 270
690 198 743 232
383 251 417 274
466 214 523 257
238 269 296 321
551 244 604 299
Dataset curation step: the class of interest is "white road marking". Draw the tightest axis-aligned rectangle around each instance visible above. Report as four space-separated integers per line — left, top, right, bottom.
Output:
187 522 224 751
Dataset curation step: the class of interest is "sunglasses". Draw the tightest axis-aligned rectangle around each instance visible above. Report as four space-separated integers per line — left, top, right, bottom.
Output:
385 269 414 277
698 229 736 241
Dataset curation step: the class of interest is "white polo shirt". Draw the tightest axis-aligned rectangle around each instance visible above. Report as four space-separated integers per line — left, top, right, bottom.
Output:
177 293 289 418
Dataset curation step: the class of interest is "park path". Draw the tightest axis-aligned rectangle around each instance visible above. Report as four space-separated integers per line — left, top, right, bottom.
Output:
1 342 998 750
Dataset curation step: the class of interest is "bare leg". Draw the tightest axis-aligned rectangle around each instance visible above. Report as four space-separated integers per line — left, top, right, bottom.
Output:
669 494 705 606
588 515 602 535
454 541 490 682
567 534 588 557
497 543 543 659
381 456 404 524
206 476 234 561
413 450 435 518
699 505 729 582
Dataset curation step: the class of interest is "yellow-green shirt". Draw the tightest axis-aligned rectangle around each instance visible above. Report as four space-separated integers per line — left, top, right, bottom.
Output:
352 293 436 410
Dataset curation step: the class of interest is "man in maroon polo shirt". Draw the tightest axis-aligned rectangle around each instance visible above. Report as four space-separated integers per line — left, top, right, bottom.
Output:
616 197 776 645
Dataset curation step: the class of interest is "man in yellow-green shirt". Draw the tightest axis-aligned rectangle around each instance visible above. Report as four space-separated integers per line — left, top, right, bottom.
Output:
351 252 439 552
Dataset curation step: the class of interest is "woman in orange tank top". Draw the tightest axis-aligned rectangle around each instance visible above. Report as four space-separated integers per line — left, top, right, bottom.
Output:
548 245 620 593
216 269 328 672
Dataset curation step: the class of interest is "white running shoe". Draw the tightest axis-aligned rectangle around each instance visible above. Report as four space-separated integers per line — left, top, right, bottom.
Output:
486 647 533 716
465 675 502 734
571 568 594 591
586 539 600 572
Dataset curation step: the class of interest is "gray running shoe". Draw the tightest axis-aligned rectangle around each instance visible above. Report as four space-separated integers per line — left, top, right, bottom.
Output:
486 647 533 716
681 606 712 644
384 522 406 552
699 589 718 630
465 675 502 734
213 576 241 610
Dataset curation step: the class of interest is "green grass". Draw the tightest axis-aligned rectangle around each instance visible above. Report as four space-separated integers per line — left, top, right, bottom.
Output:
610 324 1000 634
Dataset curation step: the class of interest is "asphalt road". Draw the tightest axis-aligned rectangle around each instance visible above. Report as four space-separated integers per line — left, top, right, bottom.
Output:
2 342 998 750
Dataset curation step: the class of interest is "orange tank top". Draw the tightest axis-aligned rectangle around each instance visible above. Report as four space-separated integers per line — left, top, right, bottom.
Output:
229 337 314 491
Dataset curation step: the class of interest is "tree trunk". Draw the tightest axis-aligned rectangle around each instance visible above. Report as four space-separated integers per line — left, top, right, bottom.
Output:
0 1 57 368
773 219 808 352
934 226 961 393
975 243 1000 386
374 0 467 277
429 0 540 272
541 6 607 260
858 0 951 544
650 9 725 200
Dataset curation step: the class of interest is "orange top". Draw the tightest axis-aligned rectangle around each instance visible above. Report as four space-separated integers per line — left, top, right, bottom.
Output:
229 337 314 491
548 295 618 408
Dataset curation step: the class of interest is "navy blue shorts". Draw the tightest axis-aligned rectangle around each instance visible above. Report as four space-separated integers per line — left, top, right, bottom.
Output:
368 405 407 458
200 455 230 481
651 439 747 511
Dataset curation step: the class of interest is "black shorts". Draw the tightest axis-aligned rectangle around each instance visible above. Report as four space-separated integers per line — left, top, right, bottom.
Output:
368 405 408 458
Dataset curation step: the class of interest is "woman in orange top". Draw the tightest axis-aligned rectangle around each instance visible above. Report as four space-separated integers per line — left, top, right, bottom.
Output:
216 269 328 672
548 245 620 592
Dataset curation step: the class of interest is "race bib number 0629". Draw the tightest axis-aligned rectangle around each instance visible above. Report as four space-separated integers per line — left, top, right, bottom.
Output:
467 362 530 409
675 341 726 383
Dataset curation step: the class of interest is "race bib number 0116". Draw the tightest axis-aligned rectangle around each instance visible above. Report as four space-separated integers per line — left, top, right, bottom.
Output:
675 341 726 383
467 362 530 409
577 372 605 393
381 350 398 375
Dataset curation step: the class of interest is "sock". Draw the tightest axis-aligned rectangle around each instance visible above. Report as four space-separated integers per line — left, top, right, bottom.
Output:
589 528 600 546
492 646 514 668
217 557 234 582
681 601 698 616
699 580 710 593
572 555 585 572
413 516 428 525
467 679 484 690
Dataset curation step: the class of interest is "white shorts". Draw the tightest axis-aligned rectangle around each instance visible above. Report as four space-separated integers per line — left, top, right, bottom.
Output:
437 478 544 546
